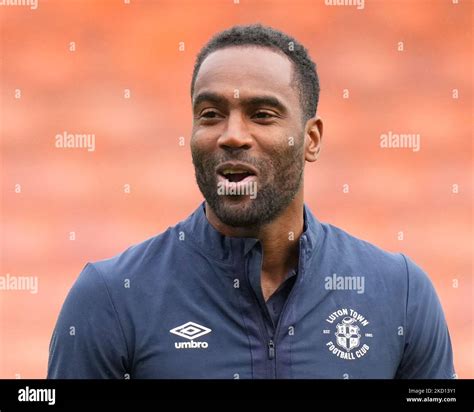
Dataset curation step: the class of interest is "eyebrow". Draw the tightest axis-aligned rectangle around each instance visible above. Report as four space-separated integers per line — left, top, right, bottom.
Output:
193 92 288 114
193 92 227 109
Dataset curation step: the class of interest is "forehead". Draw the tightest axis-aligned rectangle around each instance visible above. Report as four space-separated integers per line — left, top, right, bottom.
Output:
193 46 297 102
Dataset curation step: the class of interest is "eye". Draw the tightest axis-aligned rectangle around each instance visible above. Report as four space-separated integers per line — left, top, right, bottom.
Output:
253 111 275 120
200 110 222 119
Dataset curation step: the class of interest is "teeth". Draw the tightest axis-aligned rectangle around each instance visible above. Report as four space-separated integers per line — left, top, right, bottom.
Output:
222 169 249 175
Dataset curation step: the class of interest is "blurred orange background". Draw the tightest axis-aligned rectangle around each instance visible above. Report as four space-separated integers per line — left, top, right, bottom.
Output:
0 0 472 378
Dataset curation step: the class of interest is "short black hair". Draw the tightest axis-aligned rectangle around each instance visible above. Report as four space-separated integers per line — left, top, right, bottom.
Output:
191 24 320 122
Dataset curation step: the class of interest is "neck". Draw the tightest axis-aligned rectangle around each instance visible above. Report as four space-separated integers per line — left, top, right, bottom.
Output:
205 189 305 293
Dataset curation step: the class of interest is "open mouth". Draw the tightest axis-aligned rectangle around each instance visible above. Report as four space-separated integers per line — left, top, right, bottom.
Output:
216 162 258 183
215 162 258 199
220 169 254 183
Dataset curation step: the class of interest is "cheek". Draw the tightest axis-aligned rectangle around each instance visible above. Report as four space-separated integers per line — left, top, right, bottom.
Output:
256 127 301 157
191 127 220 151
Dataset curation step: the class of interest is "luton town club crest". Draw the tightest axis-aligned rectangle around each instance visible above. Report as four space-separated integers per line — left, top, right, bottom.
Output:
322 308 373 360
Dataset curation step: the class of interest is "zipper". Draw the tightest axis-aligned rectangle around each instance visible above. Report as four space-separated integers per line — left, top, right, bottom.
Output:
268 339 275 360
247 236 307 377
245 245 278 377
271 235 307 373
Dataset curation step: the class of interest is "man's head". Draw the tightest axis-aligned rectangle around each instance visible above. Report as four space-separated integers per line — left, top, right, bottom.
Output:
190 24 323 228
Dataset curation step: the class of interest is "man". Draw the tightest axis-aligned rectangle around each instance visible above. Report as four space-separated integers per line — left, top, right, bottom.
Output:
48 24 455 379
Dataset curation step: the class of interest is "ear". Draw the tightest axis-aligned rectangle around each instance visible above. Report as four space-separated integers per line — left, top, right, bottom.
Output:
304 117 323 162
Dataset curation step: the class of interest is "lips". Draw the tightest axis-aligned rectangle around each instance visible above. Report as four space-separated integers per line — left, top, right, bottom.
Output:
216 162 257 183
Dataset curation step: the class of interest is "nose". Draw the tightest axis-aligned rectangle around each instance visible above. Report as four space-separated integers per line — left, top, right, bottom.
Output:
217 111 253 152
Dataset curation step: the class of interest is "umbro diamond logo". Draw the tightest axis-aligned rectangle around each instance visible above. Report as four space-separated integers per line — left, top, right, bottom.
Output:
170 322 212 349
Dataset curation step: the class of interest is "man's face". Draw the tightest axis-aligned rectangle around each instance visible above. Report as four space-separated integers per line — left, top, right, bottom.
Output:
191 46 306 228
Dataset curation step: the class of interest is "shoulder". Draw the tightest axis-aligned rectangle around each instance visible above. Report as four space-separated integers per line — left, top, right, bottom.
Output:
85 224 180 286
317 222 435 294
92 227 175 277
322 222 407 271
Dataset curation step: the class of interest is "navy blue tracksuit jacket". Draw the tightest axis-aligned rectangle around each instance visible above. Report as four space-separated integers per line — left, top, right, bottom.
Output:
47 204 455 379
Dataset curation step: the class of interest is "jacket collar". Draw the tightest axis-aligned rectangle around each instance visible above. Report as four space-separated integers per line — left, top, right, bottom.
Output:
181 202 324 265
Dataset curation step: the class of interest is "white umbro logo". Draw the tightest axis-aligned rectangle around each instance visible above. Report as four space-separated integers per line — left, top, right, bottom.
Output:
170 322 212 349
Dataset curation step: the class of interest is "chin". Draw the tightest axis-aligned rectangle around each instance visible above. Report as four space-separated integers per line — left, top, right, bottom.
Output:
213 198 263 227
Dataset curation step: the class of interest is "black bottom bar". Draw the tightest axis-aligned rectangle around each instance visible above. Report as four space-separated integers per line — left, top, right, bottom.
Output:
0 379 472 409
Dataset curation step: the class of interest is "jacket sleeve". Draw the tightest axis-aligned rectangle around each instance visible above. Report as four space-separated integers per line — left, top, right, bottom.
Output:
395 254 456 379
47 263 130 379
